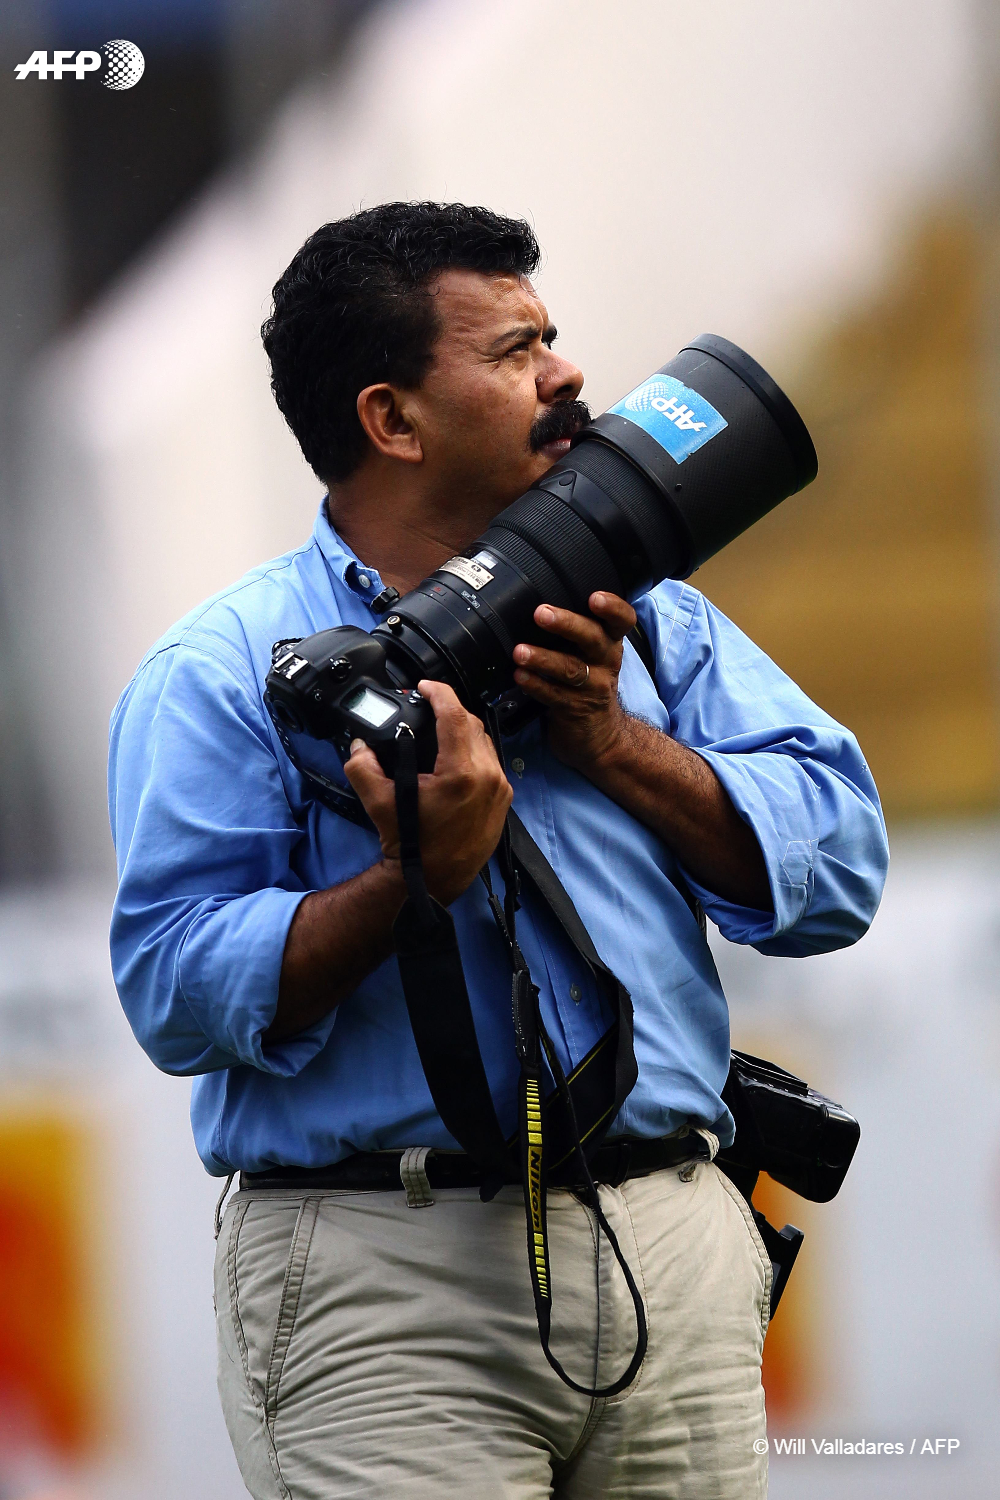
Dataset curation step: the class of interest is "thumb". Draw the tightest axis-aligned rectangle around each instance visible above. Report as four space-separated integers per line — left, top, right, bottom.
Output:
343 737 391 800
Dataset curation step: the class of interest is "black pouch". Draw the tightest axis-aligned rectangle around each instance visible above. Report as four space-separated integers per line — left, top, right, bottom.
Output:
716 1051 860 1317
719 1049 861 1203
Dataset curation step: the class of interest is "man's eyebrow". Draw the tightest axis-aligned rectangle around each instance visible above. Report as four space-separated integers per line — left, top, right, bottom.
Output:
488 322 558 353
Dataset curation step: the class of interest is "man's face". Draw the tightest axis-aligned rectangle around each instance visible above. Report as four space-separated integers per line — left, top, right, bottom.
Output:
405 268 588 517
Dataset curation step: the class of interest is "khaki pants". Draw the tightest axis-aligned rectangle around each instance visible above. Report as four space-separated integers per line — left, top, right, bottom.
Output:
215 1160 771 1499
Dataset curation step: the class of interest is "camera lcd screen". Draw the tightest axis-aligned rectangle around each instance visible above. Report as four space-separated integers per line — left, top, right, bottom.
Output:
344 686 399 729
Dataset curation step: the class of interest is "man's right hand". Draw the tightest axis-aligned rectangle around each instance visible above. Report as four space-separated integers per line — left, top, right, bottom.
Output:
344 679 513 906
268 681 512 1044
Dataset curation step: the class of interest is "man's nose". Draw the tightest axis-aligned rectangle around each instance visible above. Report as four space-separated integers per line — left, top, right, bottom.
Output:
537 350 584 405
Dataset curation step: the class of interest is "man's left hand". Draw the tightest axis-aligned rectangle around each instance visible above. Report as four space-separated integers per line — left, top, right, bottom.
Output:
513 591 774 912
512 592 636 774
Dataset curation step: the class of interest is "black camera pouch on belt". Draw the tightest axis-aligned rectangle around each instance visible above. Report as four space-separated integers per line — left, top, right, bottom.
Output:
715 1051 861 1316
720 1050 861 1204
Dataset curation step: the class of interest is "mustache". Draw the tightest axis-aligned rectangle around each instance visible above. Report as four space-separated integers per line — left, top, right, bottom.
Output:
529 399 592 453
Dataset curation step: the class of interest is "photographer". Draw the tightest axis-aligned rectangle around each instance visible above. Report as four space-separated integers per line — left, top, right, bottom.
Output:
109 202 888 1499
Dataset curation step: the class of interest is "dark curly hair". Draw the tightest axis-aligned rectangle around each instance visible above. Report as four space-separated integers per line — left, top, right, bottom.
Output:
261 202 541 483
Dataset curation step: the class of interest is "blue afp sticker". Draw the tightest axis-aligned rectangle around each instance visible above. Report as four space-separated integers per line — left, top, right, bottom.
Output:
609 374 727 463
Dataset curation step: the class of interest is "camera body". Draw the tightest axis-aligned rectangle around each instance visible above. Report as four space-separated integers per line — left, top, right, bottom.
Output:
266 627 437 778
265 335 818 787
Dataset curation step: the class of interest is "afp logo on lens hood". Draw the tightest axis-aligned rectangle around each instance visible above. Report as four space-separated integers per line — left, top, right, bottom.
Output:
14 40 145 89
610 374 728 464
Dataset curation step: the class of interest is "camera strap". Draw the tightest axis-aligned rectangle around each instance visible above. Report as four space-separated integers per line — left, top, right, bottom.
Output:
391 728 513 1193
390 726 648 1396
485 838 649 1397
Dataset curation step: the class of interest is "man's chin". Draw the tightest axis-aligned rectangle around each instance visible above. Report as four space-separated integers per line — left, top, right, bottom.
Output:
478 443 577 522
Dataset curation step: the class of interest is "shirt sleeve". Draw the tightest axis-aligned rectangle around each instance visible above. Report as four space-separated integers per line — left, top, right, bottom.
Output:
634 585 889 956
108 641 330 1076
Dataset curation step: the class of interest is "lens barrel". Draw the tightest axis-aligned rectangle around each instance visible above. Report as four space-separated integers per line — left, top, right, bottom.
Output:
372 335 817 708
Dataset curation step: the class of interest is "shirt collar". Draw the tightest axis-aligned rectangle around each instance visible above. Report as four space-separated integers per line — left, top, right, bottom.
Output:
312 497 387 606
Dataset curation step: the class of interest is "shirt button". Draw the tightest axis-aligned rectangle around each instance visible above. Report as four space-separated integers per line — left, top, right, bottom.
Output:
569 983 582 1003
357 573 371 589
511 757 525 777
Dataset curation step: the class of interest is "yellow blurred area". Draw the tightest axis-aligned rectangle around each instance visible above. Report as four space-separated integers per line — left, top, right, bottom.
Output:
0 1112 107 1460
698 211 1000 819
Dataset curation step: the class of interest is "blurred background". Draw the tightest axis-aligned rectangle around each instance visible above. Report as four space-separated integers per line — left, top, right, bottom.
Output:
1 0 999 1495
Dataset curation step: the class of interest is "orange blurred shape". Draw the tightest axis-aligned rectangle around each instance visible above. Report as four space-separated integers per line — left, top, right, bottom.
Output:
756 1171 817 1425
0 1115 99 1458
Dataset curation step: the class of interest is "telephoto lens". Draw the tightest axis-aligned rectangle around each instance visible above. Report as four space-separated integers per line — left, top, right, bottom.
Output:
371 334 816 702
265 335 817 784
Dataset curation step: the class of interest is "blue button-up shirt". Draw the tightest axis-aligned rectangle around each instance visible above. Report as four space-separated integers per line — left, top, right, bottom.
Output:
108 502 888 1175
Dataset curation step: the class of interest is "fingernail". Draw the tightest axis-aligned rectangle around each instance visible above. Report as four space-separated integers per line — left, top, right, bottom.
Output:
514 669 528 684
350 739 365 754
593 593 606 607
537 606 554 625
514 645 530 664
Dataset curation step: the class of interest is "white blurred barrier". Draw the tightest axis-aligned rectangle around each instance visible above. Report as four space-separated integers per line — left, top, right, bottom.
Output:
718 823 1000 1497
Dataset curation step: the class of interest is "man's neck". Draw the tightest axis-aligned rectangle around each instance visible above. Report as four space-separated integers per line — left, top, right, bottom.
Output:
326 474 496 597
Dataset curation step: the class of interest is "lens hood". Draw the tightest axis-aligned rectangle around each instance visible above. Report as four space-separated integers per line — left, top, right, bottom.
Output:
683 335 817 492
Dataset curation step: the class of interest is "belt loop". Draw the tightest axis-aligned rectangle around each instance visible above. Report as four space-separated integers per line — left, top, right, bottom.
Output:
679 1130 718 1183
400 1146 435 1208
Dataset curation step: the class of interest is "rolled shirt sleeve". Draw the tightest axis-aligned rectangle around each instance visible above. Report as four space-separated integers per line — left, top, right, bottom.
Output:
109 639 327 1076
634 584 889 956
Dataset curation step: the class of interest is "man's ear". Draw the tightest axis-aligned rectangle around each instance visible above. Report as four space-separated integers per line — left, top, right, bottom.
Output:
356 384 424 464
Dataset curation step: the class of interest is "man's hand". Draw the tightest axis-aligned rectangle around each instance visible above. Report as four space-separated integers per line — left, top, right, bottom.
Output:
512 592 636 775
345 678 513 906
268 680 512 1045
513 593 773 912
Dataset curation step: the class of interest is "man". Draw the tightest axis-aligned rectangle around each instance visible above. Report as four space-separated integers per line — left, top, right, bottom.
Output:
109 202 888 1499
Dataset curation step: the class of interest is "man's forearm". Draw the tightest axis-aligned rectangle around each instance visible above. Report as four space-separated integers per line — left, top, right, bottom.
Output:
587 714 774 911
266 860 407 1043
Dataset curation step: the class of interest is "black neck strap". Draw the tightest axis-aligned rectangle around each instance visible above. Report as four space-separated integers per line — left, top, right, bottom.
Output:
393 729 434 918
391 730 512 1195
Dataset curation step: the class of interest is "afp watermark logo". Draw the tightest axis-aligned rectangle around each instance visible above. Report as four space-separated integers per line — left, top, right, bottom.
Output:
14 40 145 90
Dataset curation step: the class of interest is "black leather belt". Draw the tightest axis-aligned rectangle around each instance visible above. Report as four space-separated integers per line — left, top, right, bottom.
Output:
239 1131 710 1195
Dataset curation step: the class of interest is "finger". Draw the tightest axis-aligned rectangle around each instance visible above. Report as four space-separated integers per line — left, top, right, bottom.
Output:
513 666 593 710
531 604 614 662
416 679 482 764
587 591 637 643
344 737 392 799
344 735 384 773
512 645 596 688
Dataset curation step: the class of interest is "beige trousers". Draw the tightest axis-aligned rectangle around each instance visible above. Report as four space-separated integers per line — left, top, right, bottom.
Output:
215 1160 771 1499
